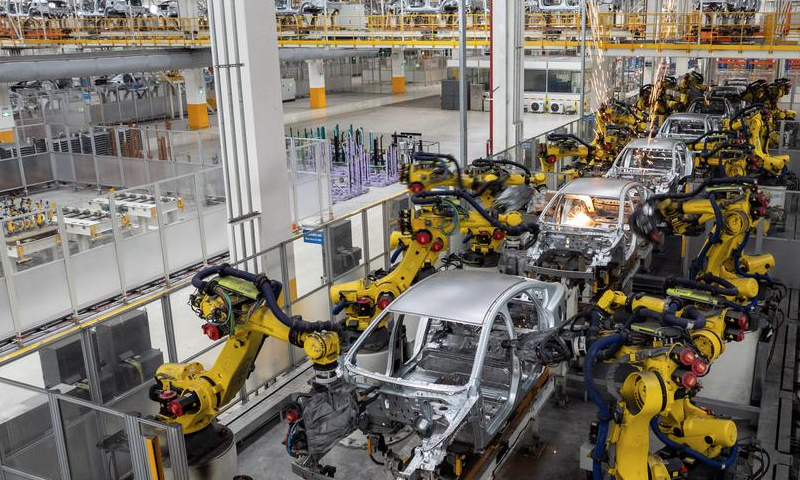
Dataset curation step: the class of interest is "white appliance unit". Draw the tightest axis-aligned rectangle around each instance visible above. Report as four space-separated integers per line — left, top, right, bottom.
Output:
548 100 565 114
530 99 546 113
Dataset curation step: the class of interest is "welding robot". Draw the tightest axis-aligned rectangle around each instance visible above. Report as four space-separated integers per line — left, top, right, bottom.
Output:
329 153 542 340
520 284 765 480
150 265 357 477
536 101 644 175
628 177 784 311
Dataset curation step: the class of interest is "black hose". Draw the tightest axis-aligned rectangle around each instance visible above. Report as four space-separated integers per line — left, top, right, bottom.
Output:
411 190 539 236
191 264 341 333
546 133 593 150
665 276 739 298
637 306 707 330
412 152 464 190
472 158 532 179
649 176 755 202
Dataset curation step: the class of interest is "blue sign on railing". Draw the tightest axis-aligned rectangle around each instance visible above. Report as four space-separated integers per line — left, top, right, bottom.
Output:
303 229 324 245
82 92 91 99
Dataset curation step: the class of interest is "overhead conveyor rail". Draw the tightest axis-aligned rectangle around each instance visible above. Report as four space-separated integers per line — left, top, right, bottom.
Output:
1 12 800 58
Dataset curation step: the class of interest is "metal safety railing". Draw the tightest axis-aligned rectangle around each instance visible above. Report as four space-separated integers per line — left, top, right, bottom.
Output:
2 12 800 52
0 187 408 480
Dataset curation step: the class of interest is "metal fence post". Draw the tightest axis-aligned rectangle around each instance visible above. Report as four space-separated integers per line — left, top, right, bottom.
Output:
382 198 392 269
153 182 172 285
65 124 79 190
165 424 190 480
279 243 296 366
323 224 335 316
123 415 150 480
197 130 205 164
89 126 101 191
107 195 129 299
142 128 151 184
47 394 73 480
0 226 22 339
79 328 105 404
361 209 370 277
12 126 28 195
161 294 179 363
56 205 80 320
193 172 209 266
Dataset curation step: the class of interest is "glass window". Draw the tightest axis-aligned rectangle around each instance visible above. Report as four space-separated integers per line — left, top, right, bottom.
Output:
547 70 573 93
524 70 547 92
664 120 707 136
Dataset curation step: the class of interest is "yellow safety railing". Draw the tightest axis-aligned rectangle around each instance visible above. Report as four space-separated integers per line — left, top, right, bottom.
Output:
1 12 799 52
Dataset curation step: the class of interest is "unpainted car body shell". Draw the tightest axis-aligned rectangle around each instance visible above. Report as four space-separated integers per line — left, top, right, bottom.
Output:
606 137 693 194
524 178 651 284
343 270 566 478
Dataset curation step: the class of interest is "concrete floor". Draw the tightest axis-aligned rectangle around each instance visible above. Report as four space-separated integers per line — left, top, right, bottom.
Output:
235 396 594 480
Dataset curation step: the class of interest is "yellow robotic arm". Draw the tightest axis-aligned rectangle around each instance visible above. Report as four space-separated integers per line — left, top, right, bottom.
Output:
400 152 546 208
629 178 779 306
150 265 342 435
330 189 537 333
582 289 745 480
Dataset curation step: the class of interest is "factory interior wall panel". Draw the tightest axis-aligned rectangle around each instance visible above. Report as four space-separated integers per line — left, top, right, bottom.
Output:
51 153 76 183
165 219 204 272
245 337 294 393
698 333 759 404
95 156 124 188
13 261 72 331
121 158 148 187
762 238 800 288
71 244 123 309
22 153 55 187
290 174 331 224
121 231 165 288
0 278 12 340
292 238 325 299
168 284 211 362
73 154 99 185
202 207 230 257
0 159 24 192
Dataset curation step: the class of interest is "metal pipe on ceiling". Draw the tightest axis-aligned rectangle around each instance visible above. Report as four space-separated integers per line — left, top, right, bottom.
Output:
0 48 379 83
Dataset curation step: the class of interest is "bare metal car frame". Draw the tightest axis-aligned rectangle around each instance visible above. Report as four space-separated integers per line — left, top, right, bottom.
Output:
523 178 652 290
605 137 693 194
342 270 566 478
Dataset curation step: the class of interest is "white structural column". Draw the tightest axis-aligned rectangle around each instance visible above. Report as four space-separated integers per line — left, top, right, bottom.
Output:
209 0 292 263
643 58 655 85
391 50 406 94
674 57 690 76
490 0 524 154
177 0 198 17
184 68 209 129
0 83 13 143
307 59 327 109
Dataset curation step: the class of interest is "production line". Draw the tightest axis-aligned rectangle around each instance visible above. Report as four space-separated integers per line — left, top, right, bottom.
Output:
119 73 794 480
3 0 800 477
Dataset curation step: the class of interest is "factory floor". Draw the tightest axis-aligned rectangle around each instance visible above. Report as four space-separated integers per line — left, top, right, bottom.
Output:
235 395 596 480
145 84 578 169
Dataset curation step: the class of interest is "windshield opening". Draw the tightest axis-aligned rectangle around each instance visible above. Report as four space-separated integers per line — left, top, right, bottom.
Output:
621 147 673 170
541 194 622 229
